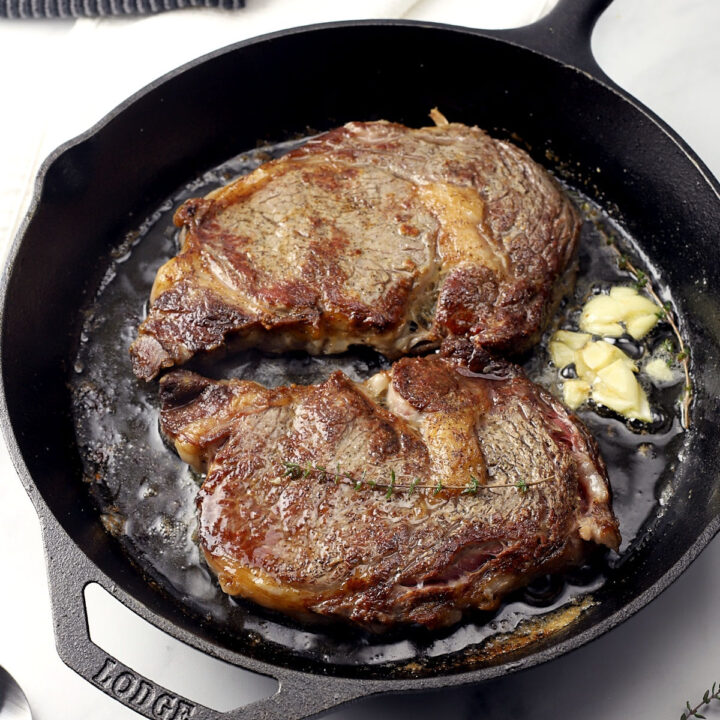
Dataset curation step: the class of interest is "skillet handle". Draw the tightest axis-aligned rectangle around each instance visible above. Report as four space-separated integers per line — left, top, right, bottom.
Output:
485 0 617 84
43 521 371 720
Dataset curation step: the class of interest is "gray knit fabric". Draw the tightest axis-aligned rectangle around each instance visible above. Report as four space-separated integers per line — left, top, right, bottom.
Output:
1 0 243 17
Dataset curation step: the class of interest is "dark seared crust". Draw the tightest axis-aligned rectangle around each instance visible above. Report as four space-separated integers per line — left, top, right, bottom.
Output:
159 341 619 630
131 120 581 380
433 139 581 352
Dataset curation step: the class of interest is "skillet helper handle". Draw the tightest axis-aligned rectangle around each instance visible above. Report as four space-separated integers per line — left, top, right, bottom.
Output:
43 522 369 720
486 0 617 84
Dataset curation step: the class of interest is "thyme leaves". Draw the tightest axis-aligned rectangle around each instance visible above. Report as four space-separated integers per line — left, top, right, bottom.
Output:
385 469 396 500
680 682 720 720
281 461 549 498
605 235 692 428
462 474 480 496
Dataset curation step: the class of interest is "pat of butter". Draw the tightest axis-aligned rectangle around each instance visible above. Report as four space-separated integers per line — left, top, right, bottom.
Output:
553 330 591 349
549 330 652 422
548 339 577 369
580 295 625 337
645 357 675 383
563 379 591 409
580 286 661 340
581 340 635 372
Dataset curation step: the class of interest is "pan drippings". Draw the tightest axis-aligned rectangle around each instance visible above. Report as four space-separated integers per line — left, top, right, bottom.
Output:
70 137 687 675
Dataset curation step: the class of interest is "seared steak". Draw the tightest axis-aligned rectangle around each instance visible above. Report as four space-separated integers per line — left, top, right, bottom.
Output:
132 117 580 380
159 340 619 630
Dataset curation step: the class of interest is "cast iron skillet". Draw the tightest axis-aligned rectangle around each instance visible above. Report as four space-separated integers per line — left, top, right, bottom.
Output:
2 1 720 718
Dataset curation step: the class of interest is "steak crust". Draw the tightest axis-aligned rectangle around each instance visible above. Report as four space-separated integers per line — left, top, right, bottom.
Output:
159 340 619 630
132 119 580 380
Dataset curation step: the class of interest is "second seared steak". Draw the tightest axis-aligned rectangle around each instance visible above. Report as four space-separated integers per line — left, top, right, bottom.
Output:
159 340 619 630
132 116 580 380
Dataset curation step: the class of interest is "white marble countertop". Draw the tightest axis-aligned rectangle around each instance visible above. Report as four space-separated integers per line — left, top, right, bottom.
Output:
0 1 718 718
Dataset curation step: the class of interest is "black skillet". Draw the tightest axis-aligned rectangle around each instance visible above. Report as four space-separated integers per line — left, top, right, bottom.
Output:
2 1 720 718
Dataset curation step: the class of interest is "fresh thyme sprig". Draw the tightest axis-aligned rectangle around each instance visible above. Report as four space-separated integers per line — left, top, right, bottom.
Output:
632 267 648 290
607 239 692 428
680 681 720 720
354 470 365 491
462 474 480 495
282 461 549 497
385 469 396 500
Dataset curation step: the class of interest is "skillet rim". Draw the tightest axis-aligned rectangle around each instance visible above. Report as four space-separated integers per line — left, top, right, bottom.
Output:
0 16 719 707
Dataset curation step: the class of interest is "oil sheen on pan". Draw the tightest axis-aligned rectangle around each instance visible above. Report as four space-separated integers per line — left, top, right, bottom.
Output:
70 132 689 675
